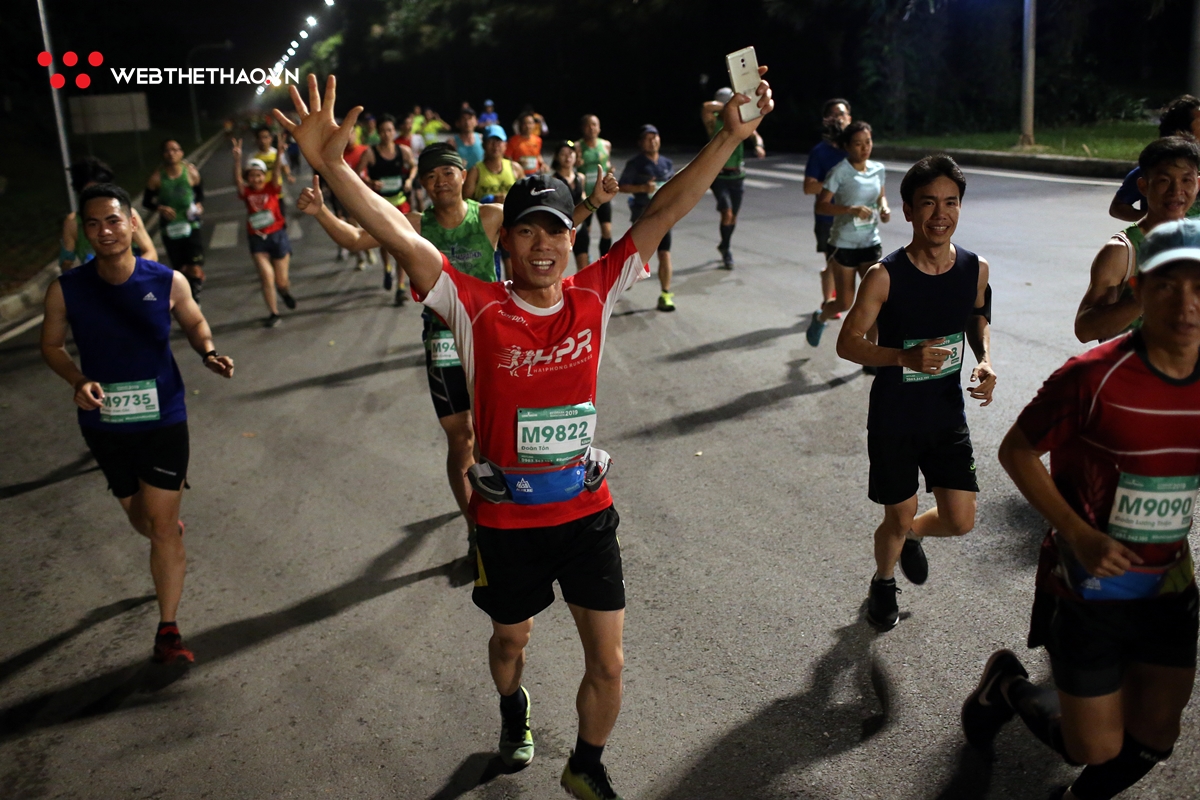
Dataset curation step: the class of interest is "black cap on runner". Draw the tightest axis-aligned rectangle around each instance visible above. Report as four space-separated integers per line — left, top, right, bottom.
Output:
418 143 466 176
503 174 576 230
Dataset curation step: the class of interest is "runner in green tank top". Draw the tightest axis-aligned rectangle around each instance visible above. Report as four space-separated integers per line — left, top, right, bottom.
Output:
702 88 764 269
143 140 206 299
574 115 615 262
1075 136 1199 343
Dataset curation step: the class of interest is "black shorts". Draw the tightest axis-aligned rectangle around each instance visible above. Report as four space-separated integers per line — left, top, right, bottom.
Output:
581 200 612 227
81 421 189 498
814 219 833 254
630 204 670 252
473 505 625 625
867 423 978 506
424 319 471 419
162 227 205 269
248 228 292 260
830 244 883 269
1047 585 1199 697
712 176 744 215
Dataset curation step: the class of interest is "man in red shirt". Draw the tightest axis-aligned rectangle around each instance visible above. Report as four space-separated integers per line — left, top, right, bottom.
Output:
278 70 772 800
961 218 1200 800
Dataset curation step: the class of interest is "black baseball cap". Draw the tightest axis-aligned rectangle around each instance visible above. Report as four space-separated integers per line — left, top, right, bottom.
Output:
638 124 659 137
503 174 576 229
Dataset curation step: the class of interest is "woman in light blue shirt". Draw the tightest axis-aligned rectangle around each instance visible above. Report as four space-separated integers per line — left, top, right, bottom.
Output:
807 121 890 347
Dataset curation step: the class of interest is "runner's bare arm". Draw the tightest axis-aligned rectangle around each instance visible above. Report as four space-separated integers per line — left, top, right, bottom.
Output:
573 167 618 227
804 177 822 195
297 176 382 251
60 214 77 268
463 165 480 200
40 280 101 409
131 209 158 263
275 76 443 295
1074 240 1142 343
837 265 951 372
231 137 246 192
1108 195 1143 222
815 188 872 219
967 258 996 406
271 132 287 186
631 67 773 263
999 424 1142 577
169 271 233 377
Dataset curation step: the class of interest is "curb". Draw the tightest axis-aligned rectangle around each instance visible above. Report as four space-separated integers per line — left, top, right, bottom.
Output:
872 144 1134 180
0 130 228 332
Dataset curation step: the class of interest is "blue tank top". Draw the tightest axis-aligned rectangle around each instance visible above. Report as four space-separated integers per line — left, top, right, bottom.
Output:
867 245 980 433
58 258 187 431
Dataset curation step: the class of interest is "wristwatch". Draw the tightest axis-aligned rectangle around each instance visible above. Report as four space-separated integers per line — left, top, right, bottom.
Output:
202 350 219 362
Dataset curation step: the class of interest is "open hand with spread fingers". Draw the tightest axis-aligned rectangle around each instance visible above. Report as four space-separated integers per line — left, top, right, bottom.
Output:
272 74 361 177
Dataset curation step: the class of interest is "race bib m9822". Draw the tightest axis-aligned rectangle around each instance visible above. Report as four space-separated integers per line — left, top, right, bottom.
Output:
516 403 596 465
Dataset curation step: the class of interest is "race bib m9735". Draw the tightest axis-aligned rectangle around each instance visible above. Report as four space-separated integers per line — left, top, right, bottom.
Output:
99 379 160 423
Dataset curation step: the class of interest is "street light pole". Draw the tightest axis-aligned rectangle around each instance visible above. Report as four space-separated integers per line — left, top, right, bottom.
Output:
1019 0 1036 147
35 0 75 214
189 40 233 143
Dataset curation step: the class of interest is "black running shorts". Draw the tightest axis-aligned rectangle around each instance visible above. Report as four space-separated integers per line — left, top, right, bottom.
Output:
711 176 745 215
162 227 205 269
1046 585 1199 697
248 228 292 260
814 219 833 255
867 423 978 506
830 244 883 269
81 421 189 498
473 505 626 625
630 205 670 253
424 320 471 419
581 200 612 227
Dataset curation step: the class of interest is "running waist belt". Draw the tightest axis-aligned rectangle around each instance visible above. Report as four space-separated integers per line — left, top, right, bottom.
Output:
468 448 612 506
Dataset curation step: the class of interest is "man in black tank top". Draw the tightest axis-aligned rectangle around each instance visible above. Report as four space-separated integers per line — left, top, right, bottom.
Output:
834 155 996 631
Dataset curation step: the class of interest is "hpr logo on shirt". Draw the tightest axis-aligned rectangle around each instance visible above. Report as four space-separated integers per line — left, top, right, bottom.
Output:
497 329 593 376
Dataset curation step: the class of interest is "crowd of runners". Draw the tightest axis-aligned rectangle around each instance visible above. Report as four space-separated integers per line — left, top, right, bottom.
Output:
32 59 1200 800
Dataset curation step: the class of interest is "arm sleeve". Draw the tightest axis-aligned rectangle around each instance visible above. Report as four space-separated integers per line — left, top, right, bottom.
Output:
1016 359 1086 452
142 186 158 211
192 179 204 203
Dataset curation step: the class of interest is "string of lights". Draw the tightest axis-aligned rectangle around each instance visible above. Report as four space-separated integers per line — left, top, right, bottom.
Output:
256 0 334 97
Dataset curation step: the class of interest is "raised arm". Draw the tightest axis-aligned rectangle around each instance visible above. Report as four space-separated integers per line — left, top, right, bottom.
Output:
296 174 384 251
630 67 773 262
271 132 287 186
276 76 444 295
1074 240 1141 343
231 137 246 191
574 166 618 226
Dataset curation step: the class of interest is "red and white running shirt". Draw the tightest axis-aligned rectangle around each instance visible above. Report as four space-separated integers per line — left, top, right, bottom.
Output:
238 181 285 236
1018 332 1200 597
420 233 648 529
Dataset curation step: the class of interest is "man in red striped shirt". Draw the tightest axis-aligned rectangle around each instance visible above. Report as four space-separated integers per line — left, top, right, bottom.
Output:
962 218 1200 800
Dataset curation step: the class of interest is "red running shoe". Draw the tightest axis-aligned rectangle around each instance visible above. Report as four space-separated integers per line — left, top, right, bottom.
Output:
153 625 195 664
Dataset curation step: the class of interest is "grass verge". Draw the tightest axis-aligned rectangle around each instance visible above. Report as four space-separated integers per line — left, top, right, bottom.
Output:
882 121 1157 162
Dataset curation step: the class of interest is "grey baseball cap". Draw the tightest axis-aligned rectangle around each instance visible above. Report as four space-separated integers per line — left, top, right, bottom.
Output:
1139 218 1200 275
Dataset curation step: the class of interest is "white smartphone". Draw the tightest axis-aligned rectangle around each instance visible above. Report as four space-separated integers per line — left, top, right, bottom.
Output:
725 46 762 123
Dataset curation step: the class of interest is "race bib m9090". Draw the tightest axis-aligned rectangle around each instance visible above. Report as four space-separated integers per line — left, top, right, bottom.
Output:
1108 473 1199 543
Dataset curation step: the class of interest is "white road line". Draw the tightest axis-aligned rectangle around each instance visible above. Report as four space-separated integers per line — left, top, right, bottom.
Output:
743 168 807 182
772 163 807 171
0 314 43 344
208 221 240 249
743 178 783 189
205 185 237 196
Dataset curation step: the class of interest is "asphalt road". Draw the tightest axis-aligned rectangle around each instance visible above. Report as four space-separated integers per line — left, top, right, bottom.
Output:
2 145 1195 800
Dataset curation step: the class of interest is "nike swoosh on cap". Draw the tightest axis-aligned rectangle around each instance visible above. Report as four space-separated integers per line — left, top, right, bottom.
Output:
530 188 556 196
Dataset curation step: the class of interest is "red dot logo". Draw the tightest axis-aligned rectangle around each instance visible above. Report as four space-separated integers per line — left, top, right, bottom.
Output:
37 49 102 90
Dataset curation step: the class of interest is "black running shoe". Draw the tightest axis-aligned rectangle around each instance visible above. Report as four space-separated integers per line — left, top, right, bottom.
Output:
899 536 928 585
866 576 900 631
383 266 394 291
717 244 733 270
394 288 408 307
279 290 297 310
264 313 282 328
961 649 1028 749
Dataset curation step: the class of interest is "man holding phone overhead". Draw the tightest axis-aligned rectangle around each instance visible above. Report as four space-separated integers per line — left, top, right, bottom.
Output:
276 63 772 800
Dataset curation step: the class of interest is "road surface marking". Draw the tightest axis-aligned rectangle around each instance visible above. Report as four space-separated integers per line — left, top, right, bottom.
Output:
743 178 783 189
0 314 43 344
208 221 239 249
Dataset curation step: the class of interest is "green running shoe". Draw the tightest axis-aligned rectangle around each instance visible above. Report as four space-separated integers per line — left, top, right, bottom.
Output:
560 760 622 800
657 291 676 312
498 686 534 767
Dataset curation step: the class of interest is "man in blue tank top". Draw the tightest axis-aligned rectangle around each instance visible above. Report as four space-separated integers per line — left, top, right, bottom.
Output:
834 156 997 631
40 184 235 665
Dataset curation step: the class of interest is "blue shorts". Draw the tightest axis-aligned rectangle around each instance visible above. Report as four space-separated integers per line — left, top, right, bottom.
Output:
248 228 292 260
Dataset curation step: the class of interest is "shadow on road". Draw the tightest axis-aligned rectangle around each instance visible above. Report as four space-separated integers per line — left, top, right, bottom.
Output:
239 355 425 399
0 452 99 500
662 319 808 363
0 595 156 685
426 752 528 800
652 621 892 800
624 359 859 440
0 510 462 742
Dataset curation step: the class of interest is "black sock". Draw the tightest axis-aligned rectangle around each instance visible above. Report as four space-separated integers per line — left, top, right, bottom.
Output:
499 686 526 718
1006 676 1073 762
1070 733 1170 800
719 223 735 250
599 237 612 257
569 736 604 774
